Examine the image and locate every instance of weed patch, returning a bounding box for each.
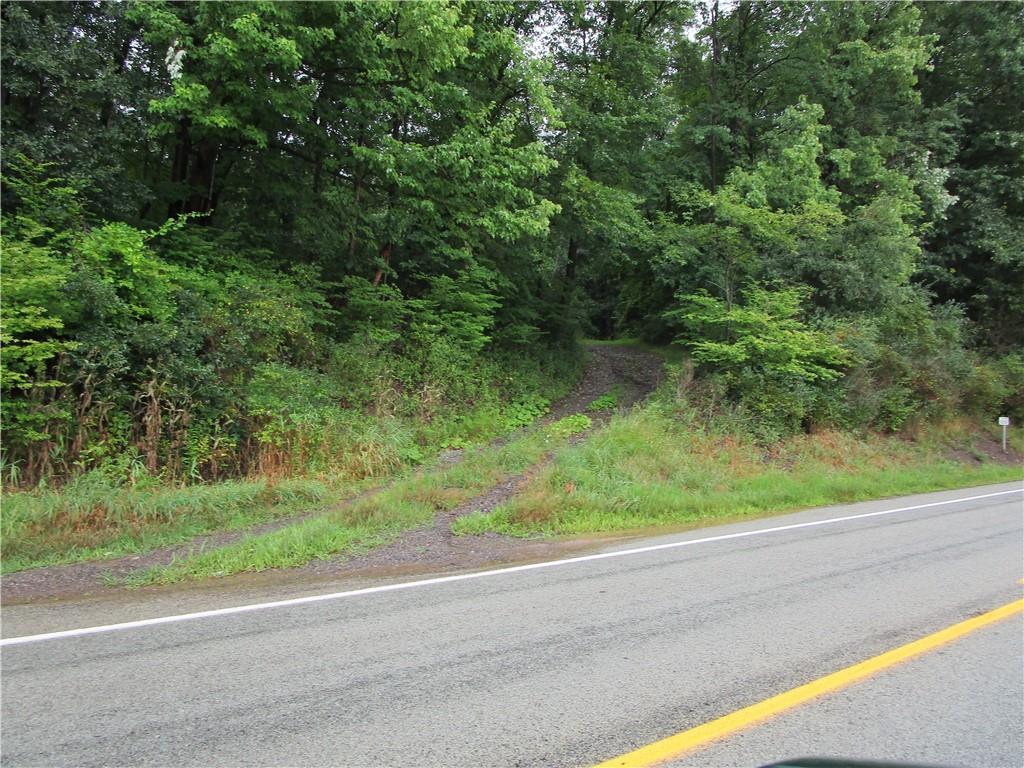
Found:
[586,385,624,412]
[546,414,592,439]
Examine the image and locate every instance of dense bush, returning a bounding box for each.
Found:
[666,285,847,441]
[663,285,1022,442]
[1,160,579,487]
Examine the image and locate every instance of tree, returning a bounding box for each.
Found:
[918,1,1024,350]
[535,0,690,337]
[666,285,847,437]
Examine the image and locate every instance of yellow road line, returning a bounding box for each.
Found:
[594,598,1024,768]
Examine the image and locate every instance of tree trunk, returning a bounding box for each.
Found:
[372,242,392,286]
[561,237,579,303]
[709,0,721,194]
[185,137,218,216]
[349,133,366,263]
[168,124,219,220]
[167,120,191,217]
[99,34,133,128]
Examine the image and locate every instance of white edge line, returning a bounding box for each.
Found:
[3,487,1021,647]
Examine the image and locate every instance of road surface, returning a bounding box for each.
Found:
[2,482,1022,767]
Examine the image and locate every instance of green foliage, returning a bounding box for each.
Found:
[501,395,552,431]
[546,414,592,440]
[673,287,846,382]
[0,227,75,391]
[667,286,847,439]
[1,160,574,488]
[586,386,624,412]
[978,355,1024,423]
[1,0,1019,504]
[918,1,1024,350]
[652,99,918,318]
[830,291,1017,432]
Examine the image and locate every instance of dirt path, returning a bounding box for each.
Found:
[0,345,663,604]
[308,344,664,578]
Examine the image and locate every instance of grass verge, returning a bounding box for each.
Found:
[1,359,583,575]
[0,475,341,574]
[453,405,1022,538]
[127,429,557,585]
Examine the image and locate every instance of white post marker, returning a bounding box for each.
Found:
[999,416,1010,453]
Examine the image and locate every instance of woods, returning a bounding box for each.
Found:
[2,0,1022,488]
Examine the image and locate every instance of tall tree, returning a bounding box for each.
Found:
[918,1,1024,350]
[1,1,157,219]
[537,1,690,337]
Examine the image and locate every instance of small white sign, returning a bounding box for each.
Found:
[998,416,1010,426]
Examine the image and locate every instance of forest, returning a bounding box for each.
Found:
[2,0,1022,499]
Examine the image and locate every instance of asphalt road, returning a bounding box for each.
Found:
[2,482,1022,768]
[673,613,1023,767]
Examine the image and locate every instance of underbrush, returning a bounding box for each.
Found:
[0,348,580,574]
[453,404,1021,538]
[1,161,583,489]
[1,474,336,573]
[129,429,557,585]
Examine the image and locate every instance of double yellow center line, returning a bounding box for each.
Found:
[594,597,1024,768]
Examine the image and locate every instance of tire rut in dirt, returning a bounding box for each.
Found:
[300,344,664,578]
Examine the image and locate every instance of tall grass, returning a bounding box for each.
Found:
[1,474,335,573]
[129,429,555,585]
[453,405,1022,537]
[1,356,581,574]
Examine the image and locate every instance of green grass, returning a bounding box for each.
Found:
[0,359,583,575]
[128,428,559,585]
[452,405,1022,538]
[0,475,341,573]
[586,385,625,412]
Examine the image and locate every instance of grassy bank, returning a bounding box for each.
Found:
[0,385,577,577]
[128,426,563,585]
[0,475,341,573]
[0,352,585,573]
[453,405,1021,538]
[5,341,1019,582]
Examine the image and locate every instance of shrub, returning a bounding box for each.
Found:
[0,162,579,490]
[586,385,624,412]
[665,285,847,440]
[831,291,982,432]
